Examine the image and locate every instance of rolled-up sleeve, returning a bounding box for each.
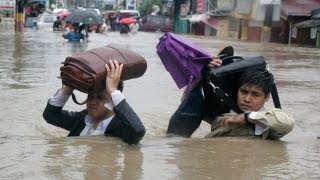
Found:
[49,89,70,107]
[248,108,295,139]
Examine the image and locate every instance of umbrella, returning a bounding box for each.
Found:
[120,17,136,25]
[65,10,104,25]
[27,0,46,4]
[57,11,70,20]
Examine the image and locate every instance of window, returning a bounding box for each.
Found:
[44,17,54,23]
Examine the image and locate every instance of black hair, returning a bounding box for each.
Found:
[117,81,124,92]
[238,68,274,95]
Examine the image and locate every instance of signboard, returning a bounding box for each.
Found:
[236,0,251,14]
[180,4,188,17]
[260,0,280,5]
[291,27,297,38]
[196,0,204,14]
[0,0,15,17]
[217,0,234,11]
[311,27,317,39]
[127,0,136,10]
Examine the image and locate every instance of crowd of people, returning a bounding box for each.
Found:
[51,10,139,42]
[25,2,45,18]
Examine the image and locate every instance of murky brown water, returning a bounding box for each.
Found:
[0,22,319,179]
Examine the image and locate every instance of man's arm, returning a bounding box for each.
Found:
[246,108,295,139]
[43,86,85,131]
[103,60,146,144]
[107,98,146,144]
[105,90,145,144]
[222,108,295,139]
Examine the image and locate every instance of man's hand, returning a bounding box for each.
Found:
[61,85,74,95]
[105,60,123,94]
[221,113,247,126]
[208,57,222,68]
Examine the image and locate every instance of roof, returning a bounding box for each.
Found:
[281,0,320,18]
[294,19,320,28]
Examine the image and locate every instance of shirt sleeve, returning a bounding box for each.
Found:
[104,90,125,110]
[48,88,70,107]
[247,108,295,139]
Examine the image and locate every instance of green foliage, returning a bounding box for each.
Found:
[139,0,163,15]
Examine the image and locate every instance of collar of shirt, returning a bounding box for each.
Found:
[80,114,114,136]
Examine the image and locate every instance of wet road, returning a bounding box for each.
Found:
[0,22,320,179]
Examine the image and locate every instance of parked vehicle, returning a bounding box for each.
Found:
[139,15,172,32]
[37,14,57,30]
[119,10,141,20]
[24,17,38,28]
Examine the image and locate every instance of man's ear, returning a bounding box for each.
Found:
[265,93,271,102]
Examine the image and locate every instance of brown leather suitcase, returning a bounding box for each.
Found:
[60,44,147,94]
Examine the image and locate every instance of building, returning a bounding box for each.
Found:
[177,0,281,43]
[280,0,320,46]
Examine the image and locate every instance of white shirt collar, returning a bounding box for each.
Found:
[80,114,114,136]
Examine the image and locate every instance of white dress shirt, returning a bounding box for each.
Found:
[248,111,265,136]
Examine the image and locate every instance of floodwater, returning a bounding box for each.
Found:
[0,21,319,180]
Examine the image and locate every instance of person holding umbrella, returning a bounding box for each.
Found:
[119,16,136,34]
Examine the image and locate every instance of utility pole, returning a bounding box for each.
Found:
[15,0,24,32]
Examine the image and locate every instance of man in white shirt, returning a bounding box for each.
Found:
[43,60,146,144]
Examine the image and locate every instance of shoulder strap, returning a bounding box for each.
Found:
[271,83,282,109]
[205,77,243,114]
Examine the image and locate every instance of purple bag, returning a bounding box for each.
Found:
[156,32,212,89]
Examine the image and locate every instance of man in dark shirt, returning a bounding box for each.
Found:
[53,16,61,31]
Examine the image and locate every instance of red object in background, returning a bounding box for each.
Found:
[58,11,71,20]
[119,17,136,25]
[196,0,204,13]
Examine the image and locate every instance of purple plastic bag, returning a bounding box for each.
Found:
[156,32,212,89]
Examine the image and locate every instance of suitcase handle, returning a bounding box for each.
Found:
[193,56,213,62]
[220,56,244,66]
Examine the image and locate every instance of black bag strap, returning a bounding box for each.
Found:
[205,76,243,114]
[271,83,282,109]
[71,92,87,105]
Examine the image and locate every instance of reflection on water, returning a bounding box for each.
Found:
[0,24,320,179]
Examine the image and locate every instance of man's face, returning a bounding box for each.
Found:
[237,84,270,112]
[86,91,111,121]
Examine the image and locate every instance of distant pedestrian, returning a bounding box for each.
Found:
[53,16,61,31]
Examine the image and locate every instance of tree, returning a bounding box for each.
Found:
[139,0,162,15]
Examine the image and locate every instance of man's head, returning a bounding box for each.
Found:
[86,81,124,121]
[237,69,274,112]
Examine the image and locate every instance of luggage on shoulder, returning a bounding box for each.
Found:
[203,48,281,117]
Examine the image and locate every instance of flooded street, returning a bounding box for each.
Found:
[0,23,319,179]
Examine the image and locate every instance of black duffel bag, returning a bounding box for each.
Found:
[203,55,281,117]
